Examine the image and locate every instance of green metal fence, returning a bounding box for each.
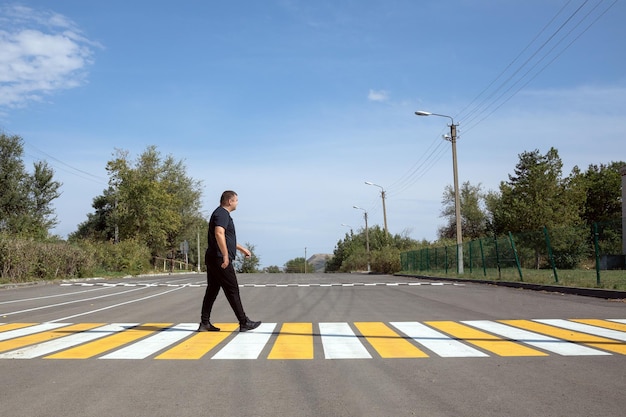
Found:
[400,218,625,289]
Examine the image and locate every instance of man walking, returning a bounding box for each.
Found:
[198,190,261,332]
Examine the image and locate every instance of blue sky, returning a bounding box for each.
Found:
[1,0,624,268]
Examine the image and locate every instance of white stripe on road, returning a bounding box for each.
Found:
[462,320,609,356]
[212,323,277,359]
[0,286,110,305]
[319,322,371,359]
[534,319,626,341]
[0,323,139,359]
[391,322,488,357]
[0,287,148,317]
[49,286,187,322]
[0,322,70,342]
[100,323,198,359]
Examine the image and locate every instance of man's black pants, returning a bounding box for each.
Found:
[201,257,247,324]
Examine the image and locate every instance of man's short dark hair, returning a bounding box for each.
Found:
[220,190,237,206]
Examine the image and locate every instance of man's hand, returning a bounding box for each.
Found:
[237,245,251,258]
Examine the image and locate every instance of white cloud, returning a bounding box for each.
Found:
[0,4,98,108]
[368,89,389,102]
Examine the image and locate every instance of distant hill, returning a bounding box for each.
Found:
[307,254,332,272]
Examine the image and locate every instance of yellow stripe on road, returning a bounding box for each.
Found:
[268,323,314,360]
[0,323,37,332]
[0,323,104,353]
[426,321,548,357]
[355,322,429,358]
[46,323,172,359]
[1,319,624,360]
[155,323,239,359]
[572,319,626,333]
[502,320,626,355]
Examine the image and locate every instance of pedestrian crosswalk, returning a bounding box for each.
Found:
[0,319,625,360]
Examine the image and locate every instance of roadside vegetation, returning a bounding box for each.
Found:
[1,132,624,290]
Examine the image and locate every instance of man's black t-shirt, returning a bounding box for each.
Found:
[206,206,237,262]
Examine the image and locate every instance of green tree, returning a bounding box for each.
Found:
[0,133,61,238]
[70,188,118,242]
[236,242,260,273]
[486,147,584,268]
[439,181,488,240]
[578,162,625,224]
[75,146,203,259]
[284,257,315,273]
[327,226,424,273]
[265,265,282,273]
[574,161,625,255]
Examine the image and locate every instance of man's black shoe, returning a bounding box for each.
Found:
[197,322,220,332]
[239,319,261,332]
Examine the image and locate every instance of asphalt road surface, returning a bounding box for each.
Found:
[1,272,625,417]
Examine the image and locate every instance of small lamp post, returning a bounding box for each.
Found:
[353,206,370,272]
[365,181,388,237]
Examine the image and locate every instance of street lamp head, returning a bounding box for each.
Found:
[353,205,361,210]
[365,181,384,191]
[415,111,432,116]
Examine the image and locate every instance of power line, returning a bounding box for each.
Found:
[455,0,577,123]
[382,0,615,201]
[459,0,615,130]
[462,0,616,133]
[1,126,108,186]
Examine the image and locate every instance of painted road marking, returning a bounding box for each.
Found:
[535,319,626,342]
[155,323,239,359]
[462,320,607,356]
[0,323,104,355]
[60,281,464,288]
[0,323,109,359]
[320,322,372,359]
[0,323,37,332]
[354,322,428,358]
[0,322,69,342]
[45,323,170,359]
[101,323,198,359]
[212,323,277,359]
[426,321,548,357]
[268,322,314,360]
[390,321,488,357]
[573,319,626,333]
[502,320,626,355]
[0,319,624,360]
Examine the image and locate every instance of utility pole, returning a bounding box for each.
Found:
[415,111,463,274]
[621,166,626,256]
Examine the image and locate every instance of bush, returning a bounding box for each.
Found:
[0,235,96,283]
[371,247,402,274]
[0,235,152,283]
[77,239,151,276]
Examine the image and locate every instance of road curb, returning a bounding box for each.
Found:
[395,273,626,300]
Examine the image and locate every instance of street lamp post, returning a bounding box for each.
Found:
[197,227,201,272]
[353,206,370,272]
[365,181,388,237]
[415,110,464,274]
[621,166,626,256]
